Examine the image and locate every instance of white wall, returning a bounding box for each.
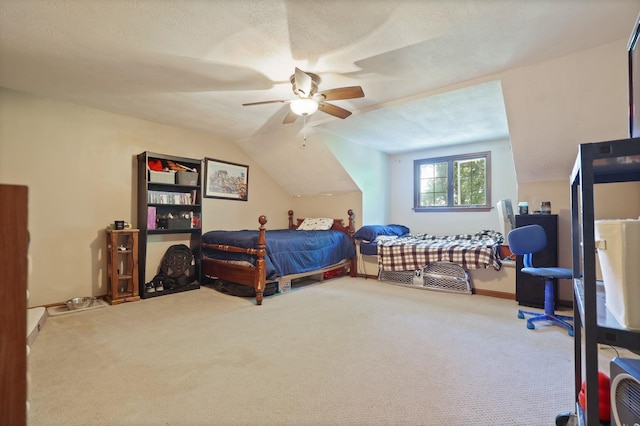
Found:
[388,138,517,235]
[290,192,362,230]
[501,39,630,184]
[324,133,389,225]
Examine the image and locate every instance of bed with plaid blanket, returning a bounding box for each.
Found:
[377,230,503,272]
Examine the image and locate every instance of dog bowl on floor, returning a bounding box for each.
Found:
[65,297,95,310]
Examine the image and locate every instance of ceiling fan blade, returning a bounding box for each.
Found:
[294,67,313,98]
[243,100,288,106]
[316,86,364,101]
[318,101,352,119]
[283,110,299,124]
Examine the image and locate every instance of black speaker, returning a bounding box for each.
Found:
[610,357,640,426]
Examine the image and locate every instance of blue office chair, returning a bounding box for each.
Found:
[507,224,574,336]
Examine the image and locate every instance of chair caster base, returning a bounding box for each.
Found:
[555,412,577,426]
[519,311,574,336]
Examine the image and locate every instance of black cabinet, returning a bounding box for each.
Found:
[137,152,202,298]
[515,214,558,309]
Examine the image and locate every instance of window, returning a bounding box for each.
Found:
[414,151,491,212]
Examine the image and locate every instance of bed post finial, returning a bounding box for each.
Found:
[255,215,268,305]
[288,210,294,229]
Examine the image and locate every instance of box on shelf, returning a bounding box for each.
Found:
[167,218,191,230]
[594,219,640,330]
[149,170,176,184]
[176,171,199,185]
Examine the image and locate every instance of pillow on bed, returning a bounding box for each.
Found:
[354,224,410,241]
[297,217,334,231]
[374,235,400,242]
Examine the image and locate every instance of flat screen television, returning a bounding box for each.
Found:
[628,11,640,138]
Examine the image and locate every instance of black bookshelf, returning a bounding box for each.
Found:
[137,152,202,298]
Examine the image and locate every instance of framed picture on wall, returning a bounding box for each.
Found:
[203,158,249,201]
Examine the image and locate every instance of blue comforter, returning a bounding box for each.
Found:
[202,229,356,280]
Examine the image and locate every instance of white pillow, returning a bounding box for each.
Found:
[375,235,399,242]
[297,217,334,231]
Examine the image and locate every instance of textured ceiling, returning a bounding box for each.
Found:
[1,0,638,195]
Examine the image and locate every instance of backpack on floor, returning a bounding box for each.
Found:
[159,244,195,288]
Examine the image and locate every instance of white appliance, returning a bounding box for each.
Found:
[610,357,640,426]
[497,199,515,237]
[594,219,640,330]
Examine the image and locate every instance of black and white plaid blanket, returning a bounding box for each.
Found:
[377,230,503,272]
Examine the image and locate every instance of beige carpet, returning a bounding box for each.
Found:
[28,277,579,425]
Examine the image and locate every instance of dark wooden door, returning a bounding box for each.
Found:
[0,185,28,426]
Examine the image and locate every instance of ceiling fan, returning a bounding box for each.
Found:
[242,68,364,124]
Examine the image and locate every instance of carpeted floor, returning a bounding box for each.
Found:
[28,277,583,425]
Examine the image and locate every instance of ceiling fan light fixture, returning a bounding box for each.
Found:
[243,68,364,123]
[290,98,318,116]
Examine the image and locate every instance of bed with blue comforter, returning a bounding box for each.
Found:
[201,210,357,305]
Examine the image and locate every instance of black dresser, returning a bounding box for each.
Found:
[514,214,558,308]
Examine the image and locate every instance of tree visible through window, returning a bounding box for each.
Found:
[414,151,491,212]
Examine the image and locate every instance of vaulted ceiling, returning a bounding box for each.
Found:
[1,0,638,195]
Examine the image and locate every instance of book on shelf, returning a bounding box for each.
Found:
[147,190,192,205]
[147,207,156,230]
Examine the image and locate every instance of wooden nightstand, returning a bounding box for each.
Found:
[105,229,140,305]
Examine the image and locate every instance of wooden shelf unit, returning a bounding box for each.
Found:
[105,229,140,305]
